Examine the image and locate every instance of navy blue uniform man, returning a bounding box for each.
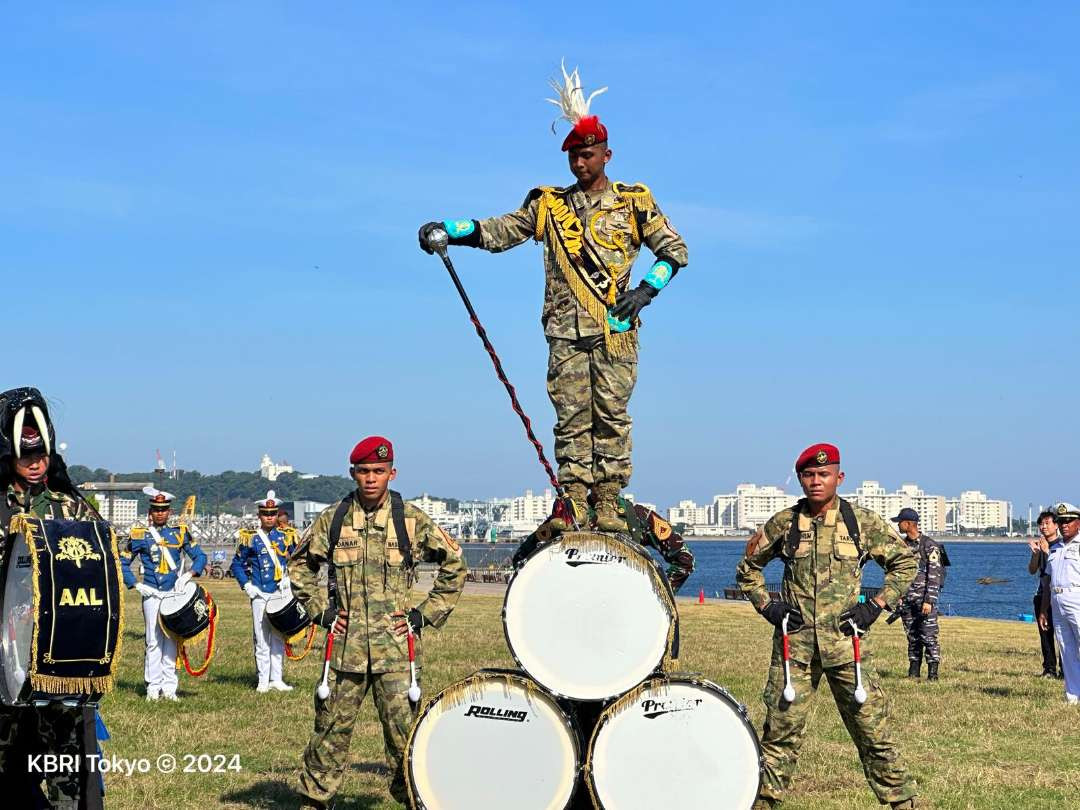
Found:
[892,508,948,681]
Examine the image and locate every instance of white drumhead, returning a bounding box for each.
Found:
[1,531,33,704]
[264,589,291,613]
[409,673,578,810]
[504,535,673,700]
[589,679,760,810]
[158,581,197,616]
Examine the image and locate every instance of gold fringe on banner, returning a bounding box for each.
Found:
[29,673,115,694]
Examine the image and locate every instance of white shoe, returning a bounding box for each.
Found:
[256,683,271,693]
[162,692,179,702]
[146,688,161,702]
[269,680,294,692]
[1066,694,1079,705]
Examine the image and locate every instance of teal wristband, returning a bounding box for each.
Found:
[643,260,673,291]
[606,311,632,333]
[443,219,476,238]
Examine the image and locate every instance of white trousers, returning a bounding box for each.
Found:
[251,595,285,686]
[1051,590,1080,701]
[142,594,179,695]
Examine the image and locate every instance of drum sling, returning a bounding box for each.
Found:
[8,516,124,694]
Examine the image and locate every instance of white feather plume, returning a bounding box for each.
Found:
[545,59,607,127]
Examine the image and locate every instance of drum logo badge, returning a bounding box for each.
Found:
[193,599,210,621]
[564,548,626,567]
[640,696,704,719]
[464,704,529,723]
[56,536,103,569]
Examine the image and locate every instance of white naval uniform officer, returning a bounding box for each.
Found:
[120,486,207,701]
[1041,502,1080,703]
[230,490,299,692]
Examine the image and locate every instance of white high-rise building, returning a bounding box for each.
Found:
[708,494,739,530]
[946,491,1009,532]
[734,484,798,529]
[408,494,450,520]
[668,499,709,527]
[98,497,138,526]
[847,482,946,533]
[508,489,554,530]
[259,453,294,481]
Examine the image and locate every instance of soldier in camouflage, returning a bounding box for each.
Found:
[891,508,947,680]
[290,436,466,809]
[736,443,919,809]
[0,387,102,809]
[514,494,695,593]
[419,64,688,532]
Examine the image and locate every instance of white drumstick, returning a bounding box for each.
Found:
[849,619,867,704]
[407,622,421,704]
[781,613,795,703]
[316,631,334,700]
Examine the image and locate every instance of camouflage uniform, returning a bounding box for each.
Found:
[0,484,96,809]
[289,491,467,806]
[897,533,946,667]
[477,181,688,489]
[513,495,695,592]
[736,500,918,806]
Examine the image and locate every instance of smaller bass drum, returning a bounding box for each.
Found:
[158,581,211,641]
[265,589,311,641]
[406,669,580,810]
[586,675,762,810]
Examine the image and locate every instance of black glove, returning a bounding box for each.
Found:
[418,221,446,255]
[315,606,337,629]
[761,600,805,632]
[609,282,658,323]
[838,600,883,635]
[408,608,425,637]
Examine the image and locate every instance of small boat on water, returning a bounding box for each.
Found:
[976,576,1010,585]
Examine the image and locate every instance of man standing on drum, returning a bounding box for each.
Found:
[0,387,103,809]
[121,486,207,701]
[289,436,467,808]
[231,490,299,693]
[736,444,919,810]
[418,63,688,532]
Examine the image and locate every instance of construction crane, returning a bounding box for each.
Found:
[181,495,197,519]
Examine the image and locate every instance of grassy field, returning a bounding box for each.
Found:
[95,582,1078,809]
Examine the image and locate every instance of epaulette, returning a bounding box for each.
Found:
[525,185,571,205]
[612,181,652,198]
[129,526,147,540]
[280,526,298,541]
[236,528,255,545]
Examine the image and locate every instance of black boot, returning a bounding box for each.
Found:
[907,658,921,678]
[927,661,939,681]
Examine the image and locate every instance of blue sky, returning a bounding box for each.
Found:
[4,3,1077,511]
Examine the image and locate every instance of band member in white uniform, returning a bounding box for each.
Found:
[1041,502,1080,704]
[121,486,207,701]
[230,490,299,692]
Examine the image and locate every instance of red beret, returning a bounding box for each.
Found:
[561,115,608,151]
[795,443,840,472]
[350,436,393,465]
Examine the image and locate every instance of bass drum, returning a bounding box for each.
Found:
[1,529,35,705]
[503,532,676,701]
[265,589,311,641]
[406,669,580,810]
[586,675,762,810]
[158,581,211,641]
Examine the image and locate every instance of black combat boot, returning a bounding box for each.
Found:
[907,656,921,678]
[927,661,939,681]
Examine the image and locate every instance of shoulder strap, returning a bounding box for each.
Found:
[837,498,865,562]
[389,490,413,569]
[783,499,806,560]
[326,495,352,608]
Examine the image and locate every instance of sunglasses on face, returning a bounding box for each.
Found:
[1055,517,1078,525]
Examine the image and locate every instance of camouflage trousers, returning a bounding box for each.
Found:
[0,703,95,809]
[899,601,940,663]
[546,336,637,488]
[758,653,916,805]
[298,667,417,806]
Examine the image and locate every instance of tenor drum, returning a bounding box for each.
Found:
[158,581,211,641]
[503,532,676,701]
[405,669,580,810]
[1,517,123,705]
[265,589,311,641]
[586,675,762,810]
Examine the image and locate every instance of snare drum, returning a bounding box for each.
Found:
[406,669,580,810]
[265,589,311,641]
[158,581,212,641]
[503,532,676,701]
[1,517,123,705]
[586,675,762,810]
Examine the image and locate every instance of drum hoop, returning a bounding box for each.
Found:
[584,673,763,808]
[501,532,678,700]
[404,669,581,810]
